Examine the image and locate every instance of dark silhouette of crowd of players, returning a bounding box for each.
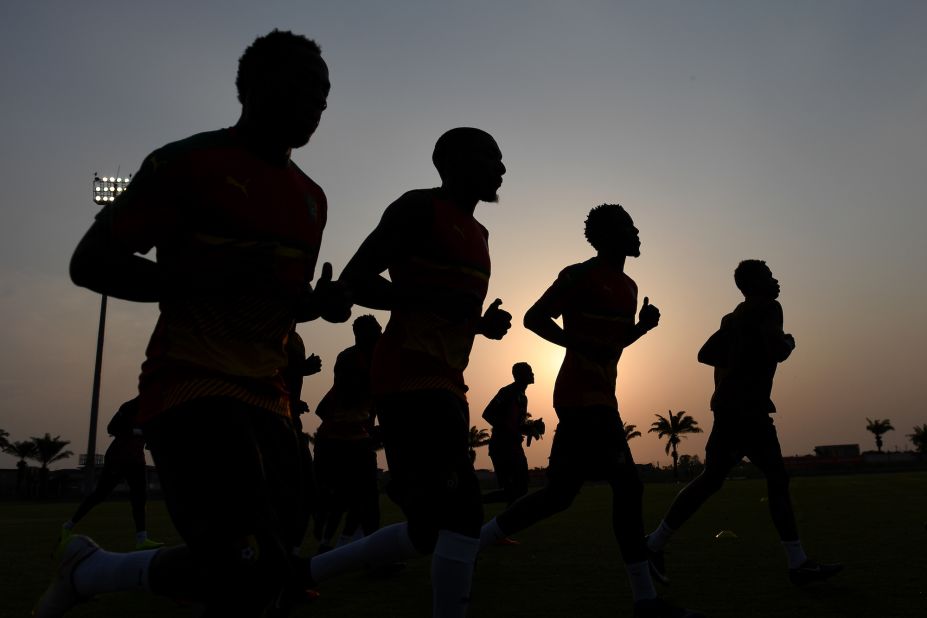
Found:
[35,29,843,618]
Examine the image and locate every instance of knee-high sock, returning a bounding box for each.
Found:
[479,517,506,550]
[431,530,480,618]
[310,522,420,583]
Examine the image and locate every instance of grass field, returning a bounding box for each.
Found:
[3,471,924,617]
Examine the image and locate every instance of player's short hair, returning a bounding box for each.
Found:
[352,314,381,336]
[432,127,494,179]
[584,203,632,251]
[236,30,322,103]
[734,259,770,294]
[512,362,532,378]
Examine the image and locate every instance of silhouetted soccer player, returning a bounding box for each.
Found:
[283,328,323,557]
[480,204,703,618]
[314,314,383,553]
[37,30,349,618]
[61,398,163,551]
[307,127,511,617]
[646,260,842,587]
[481,362,540,509]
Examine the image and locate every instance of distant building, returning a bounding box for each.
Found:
[813,444,860,458]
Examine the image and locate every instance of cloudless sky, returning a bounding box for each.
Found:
[1,1,926,472]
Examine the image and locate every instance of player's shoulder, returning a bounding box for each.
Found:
[288,161,325,194]
[154,128,234,159]
[557,258,598,282]
[388,188,437,211]
[380,188,438,228]
[138,128,233,175]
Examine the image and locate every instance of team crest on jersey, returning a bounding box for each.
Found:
[305,195,319,222]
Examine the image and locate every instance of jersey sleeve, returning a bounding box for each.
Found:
[98,148,183,255]
[533,267,576,319]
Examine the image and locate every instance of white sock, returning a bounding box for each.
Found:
[647,520,675,552]
[431,530,480,618]
[782,540,808,569]
[479,517,506,551]
[135,531,148,544]
[72,548,158,596]
[626,560,657,601]
[310,522,420,583]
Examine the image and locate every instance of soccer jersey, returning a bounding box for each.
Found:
[370,189,491,401]
[539,258,638,410]
[104,398,146,466]
[99,128,327,422]
[483,384,528,446]
[708,299,787,416]
[316,345,376,440]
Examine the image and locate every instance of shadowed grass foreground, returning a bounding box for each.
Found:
[3,472,924,617]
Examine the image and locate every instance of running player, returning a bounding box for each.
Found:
[479,204,703,618]
[61,398,163,550]
[646,260,842,586]
[314,314,383,552]
[37,30,348,617]
[307,127,511,618]
[481,362,538,508]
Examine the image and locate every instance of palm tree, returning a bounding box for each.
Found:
[4,440,37,464]
[648,410,703,480]
[468,426,491,463]
[29,433,73,497]
[0,428,9,451]
[623,422,642,442]
[5,440,37,498]
[865,418,894,453]
[908,424,927,454]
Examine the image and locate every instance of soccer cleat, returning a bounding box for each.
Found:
[134,538,165,551]
[633,597,705,618]
[494,536,520,546]
[646,541,670,585]
[33,535,100,618]
[789,559,843,586]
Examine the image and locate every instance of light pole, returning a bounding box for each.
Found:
[82,173,130,493]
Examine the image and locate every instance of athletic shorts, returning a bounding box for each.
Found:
[377,389,482,539]
[314,436,378,498]
[704,413,786,475]
[143,397,307,608]
[547,405,635,482]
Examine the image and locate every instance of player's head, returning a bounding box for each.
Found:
[433,128,505,203]
[236,30,329,149]
[584,203,640,258]
[734,259,780,300]
[352,314,382,348]
[512,362,534,385]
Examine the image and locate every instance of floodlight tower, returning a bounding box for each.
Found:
[83,173,131,493]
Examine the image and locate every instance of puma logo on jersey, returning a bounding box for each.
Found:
[226,175,251,197]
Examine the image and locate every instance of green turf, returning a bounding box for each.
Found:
[4,472,924,617]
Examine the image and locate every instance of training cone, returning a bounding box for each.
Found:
[714,530,738,539]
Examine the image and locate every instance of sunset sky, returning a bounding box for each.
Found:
[1,1,926,472]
